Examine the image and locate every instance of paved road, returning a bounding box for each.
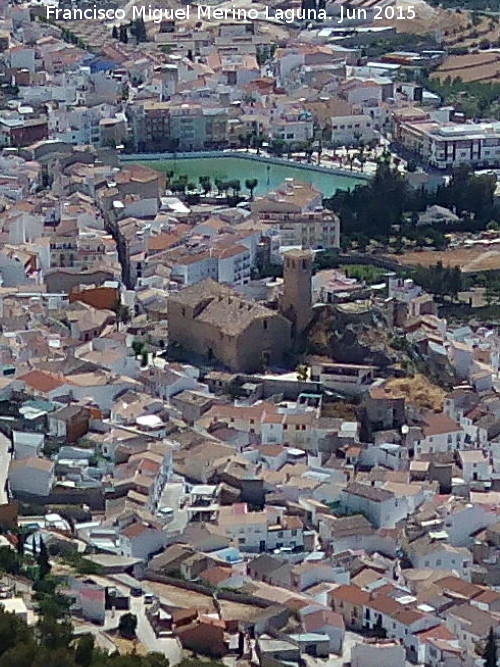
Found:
[73,596,182,662]
[0,431,11,504]
[129,596,182,664]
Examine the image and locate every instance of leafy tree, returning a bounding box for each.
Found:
[0,607,187,667]
[140,349,149,367]
[170,180,186,195]
[0,641,38,667]
[37,616,73,651]
[132,339,145,356]
[410,263,464,302]
[113,298,131,329]
[245,178,258,200]
[0,607,32,657]
[269,138,286,156]
[325,162,406,239]
[112,25,118,38]
[199,176,211,195]
[33,577,72,620]
[118,613,137,639]
[0,546,22,575]
[75,634,94,667]
[228,179,241,196]
[296,365,308,381]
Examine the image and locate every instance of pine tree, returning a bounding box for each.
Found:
[483,627,497,667]
[37,538,51,580]
[16,531,24,557]
[119,25,128,44]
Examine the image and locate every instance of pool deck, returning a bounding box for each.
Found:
[120,149,371,181]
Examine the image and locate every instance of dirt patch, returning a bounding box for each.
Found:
[145,581,259,621]
[388,248,500,273]
[385,374,446,411]
[111,636,149,656]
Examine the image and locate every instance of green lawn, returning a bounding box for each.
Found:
[343,264,386,284]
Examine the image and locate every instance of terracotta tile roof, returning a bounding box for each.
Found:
[199,566,232,585]
[19,369,66,392]
[121,522,152,538]
[415,624,456,642]
[421,412,462,437]
[330,584,370,605]
[369,594,404,617]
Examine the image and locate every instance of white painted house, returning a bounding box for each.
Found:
[8,457,55,497]
[12,430,44,459]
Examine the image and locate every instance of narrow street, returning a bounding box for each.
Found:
[0,431,11,504]
[130,595,183,664]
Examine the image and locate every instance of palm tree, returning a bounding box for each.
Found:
[245,178,258,200]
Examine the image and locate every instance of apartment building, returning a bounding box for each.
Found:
[395,117,500,170]
[170,103,228,150]
[251,179,340,250]
[331,113,375,146]
[129,100,228,152]
[270,110,314,144]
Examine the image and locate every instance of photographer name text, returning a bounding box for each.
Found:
[46,3,418,24]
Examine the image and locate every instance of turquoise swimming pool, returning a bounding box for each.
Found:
[136,154,366,197]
